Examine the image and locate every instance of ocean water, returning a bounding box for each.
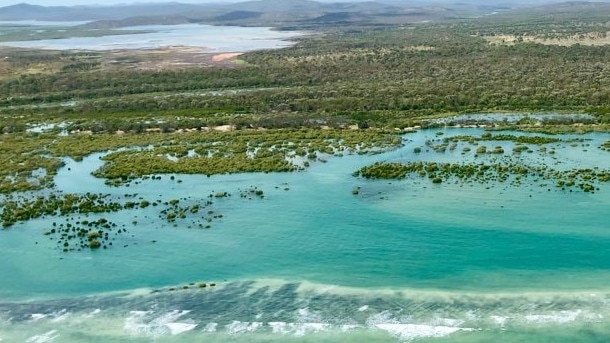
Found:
[2,128,610,342]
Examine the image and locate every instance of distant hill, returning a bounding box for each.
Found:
[481,0,610,19]
[0,2,212,21]
[0,3,83,21]
[310,11,353,22]
[1,3,47,17]
[533,0,610,12]
[79,16,196,29]
[231,0,324,12]
[3,0,603,29]
[214,11,262,22]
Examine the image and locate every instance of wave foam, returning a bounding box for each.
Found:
[366,310,473,341]
[296,307,324,323]
[524,310,599,324]
[226,321,263,335]
[50,309,70,323]
[29,314,47,321]
[26,330,59,343]
[166,322,198,335]
[124,310,195,337]
[375,323,472,341]
[490,315,509,327]
[28,309,70,323]
[84,309,102,318]
[203,322,218,332]
[268,322,331,336]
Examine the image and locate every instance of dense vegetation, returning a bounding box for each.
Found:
[0,129,400,193]
[1,3,609,134]
[0,3,607,192]
[0,2,609,254]
[1,193,123,228]
[354,161,610,193]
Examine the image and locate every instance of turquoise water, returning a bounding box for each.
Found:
[2,128,610,342]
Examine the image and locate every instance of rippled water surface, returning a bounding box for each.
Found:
[2,127,610,342]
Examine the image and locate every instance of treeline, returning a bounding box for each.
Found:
[0,10,609,128]
[450,3,610,38]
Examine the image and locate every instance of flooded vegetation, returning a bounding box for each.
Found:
[355,130,610,193]
[1,0,610,342]
[0,129,401,192]
[355,160,610,193]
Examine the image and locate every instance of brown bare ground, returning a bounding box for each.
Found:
[0,46,247,80]
[212,53,243,62]
[101,46,246,71]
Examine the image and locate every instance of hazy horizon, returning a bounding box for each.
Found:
[2,0,375,7]
[4,0,240,6]
[1,0,590,8]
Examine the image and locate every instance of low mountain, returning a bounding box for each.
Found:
[0,3,75,20]
[324,1,396,12]
[308,11,353,22]
[79,16,195,29]
[0,3,47,16]
[225,0,325,13]
[0,2,213,21]
[214,11,262,21]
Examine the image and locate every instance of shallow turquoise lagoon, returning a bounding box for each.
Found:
[2,128,610,342]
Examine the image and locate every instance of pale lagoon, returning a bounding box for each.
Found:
[0,23,305,51]
[2,127,610,342]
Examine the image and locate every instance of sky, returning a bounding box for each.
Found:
[3,0,241,5]
[2,0,364,6]
[0,0,578,7]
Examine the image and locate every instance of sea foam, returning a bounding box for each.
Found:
[366,310,473,341]
[524,309,602,324]
[25,330,59,343]
[268,322,331,336]
[226,321,263,335]
[124,310,196,337]
[375,323,472,341]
